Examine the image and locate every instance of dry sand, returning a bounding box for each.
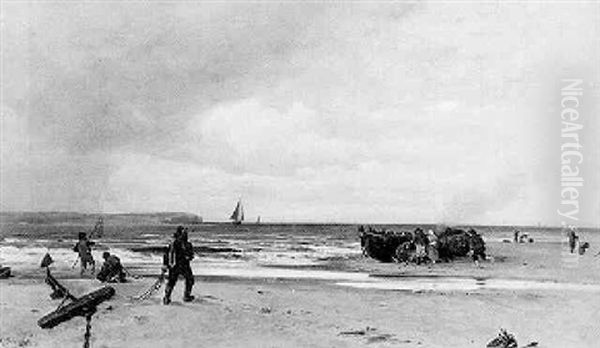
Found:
[1,241,599,348]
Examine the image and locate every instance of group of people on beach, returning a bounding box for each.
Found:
[72,232,125,282]
[510,227,592,256]
[512,227,590,255]
[72,226,196,305]
[512,229,534,244]
[402,227,440,264]
[567,228,591,255]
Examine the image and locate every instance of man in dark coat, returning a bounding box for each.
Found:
[162,226,195,305]
[468,228,486,265]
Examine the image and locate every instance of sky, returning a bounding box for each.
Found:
[1,1,599,226]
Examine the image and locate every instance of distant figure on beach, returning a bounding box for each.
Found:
[97,251,126,283]
[568,228,578,253]
[162,226,195,305]
[518,233,530,243]
[73,232,95,276]
[579,242,590,255]
[468,229,486,266]
[513,229,520,243]
[413,228,427,264]
[426,229,439,264]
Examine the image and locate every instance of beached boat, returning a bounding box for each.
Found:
[230,199,244,225]
[359,227,486,263]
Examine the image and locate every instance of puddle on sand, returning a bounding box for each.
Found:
[169,266,600,293]
[191,267,370,281]
[337,277,600,292]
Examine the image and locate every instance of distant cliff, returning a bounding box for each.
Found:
[0,211,203,225]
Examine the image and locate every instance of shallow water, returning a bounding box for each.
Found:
[2,223,599,294]
[3,242,599,295]
[336,277,600,292]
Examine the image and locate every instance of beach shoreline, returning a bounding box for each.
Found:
[2,225,599,347]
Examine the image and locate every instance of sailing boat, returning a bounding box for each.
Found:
[256,216,261,224]
[230,199,244,225]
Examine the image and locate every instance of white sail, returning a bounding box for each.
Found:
[230,200,244,224]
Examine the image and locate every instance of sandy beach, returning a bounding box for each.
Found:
[2,236,599,348]
[3,1,600,347]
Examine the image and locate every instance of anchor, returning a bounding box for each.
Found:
[38,253,115,347]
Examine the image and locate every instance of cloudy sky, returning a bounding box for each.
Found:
[1,1,599,225]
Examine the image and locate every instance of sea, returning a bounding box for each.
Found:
[1,222,599,292]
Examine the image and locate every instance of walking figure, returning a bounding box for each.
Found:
[162,226,195,305]
[73,232,95,276]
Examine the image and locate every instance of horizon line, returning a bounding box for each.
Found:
[1,210,598,229]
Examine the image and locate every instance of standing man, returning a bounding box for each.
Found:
[568,228,578,253]
[73,232,95,276]
[468,228,486,267]
[426,229,439,264]
[413,228,427,264]
[162,226,195,305]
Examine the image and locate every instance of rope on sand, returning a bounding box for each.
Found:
[71,258,79,269]
[132,271,166,301]
[122,267,142,280]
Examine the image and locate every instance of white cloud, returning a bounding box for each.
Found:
[1,2,598,225]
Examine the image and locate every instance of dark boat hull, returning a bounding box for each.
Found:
[360,228,486,263]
